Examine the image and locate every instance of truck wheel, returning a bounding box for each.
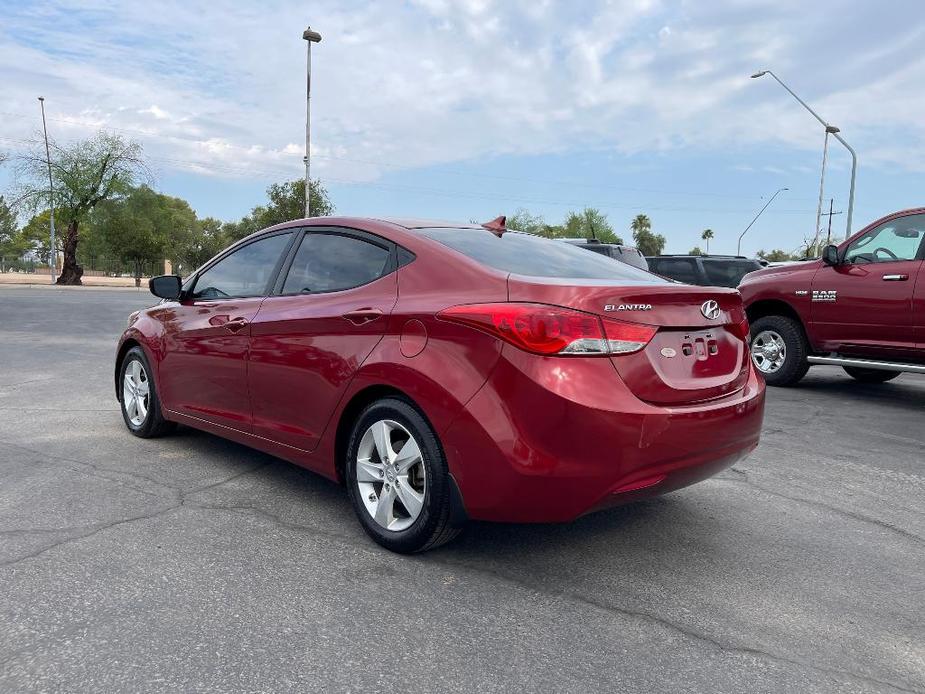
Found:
[749,315,810,387]
[843,367,901,383]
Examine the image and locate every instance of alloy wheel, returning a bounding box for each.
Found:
[356,419,426,532]
[751,329,787,374]
[122,359,150,427]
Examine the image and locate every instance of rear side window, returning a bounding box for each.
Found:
[192,232,293,299]
[702,259,761,287]
[418,229,661,281]
[651,258,700,285]
[281,232,391,294]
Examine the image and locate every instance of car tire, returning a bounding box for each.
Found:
[843,366,902,383]
[119,346,175,438]
[345,397,462,553]
[749,315,810,387]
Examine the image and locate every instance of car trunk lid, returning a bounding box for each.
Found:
[507,277,750,405]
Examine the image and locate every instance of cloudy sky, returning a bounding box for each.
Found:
[1,0,924,255]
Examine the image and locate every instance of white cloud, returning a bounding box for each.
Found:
[1,0,924,189]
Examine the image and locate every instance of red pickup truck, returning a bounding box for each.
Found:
[739,208,925,386]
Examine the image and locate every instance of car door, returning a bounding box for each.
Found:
[157,230,296,431]
[811,212,925,358]
[247,228,399,451]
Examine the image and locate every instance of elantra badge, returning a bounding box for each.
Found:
[604,304,652,312]
[700,300,720,320]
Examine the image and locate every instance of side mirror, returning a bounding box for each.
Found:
[149,274,182,300]
[821,244,840,266]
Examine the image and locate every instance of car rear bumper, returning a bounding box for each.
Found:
[441,347,765,523]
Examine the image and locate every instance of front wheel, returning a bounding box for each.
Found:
[749,315,810,387]
[345,398,462,553]
[843,366,901,383]
[119,346,175,437]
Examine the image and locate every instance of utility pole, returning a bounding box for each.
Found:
[302,27,322,218]
[38,96,56,284]
[820,198,843,247]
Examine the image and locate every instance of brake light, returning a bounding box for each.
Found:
[437,303,655,356]
[602,318,658,354]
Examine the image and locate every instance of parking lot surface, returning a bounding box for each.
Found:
[0,286,922,693]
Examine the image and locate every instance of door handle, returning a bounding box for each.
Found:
[223,317,249,332]
[882,274,908,281]
[342,308,383,325]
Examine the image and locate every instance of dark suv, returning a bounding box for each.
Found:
[646,255,764,287]
[560,238,649,270]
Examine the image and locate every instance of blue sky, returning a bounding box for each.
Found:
[1,0,924,256]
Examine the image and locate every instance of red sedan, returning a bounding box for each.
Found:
[116,217,765,552]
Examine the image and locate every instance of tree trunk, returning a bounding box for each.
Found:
[55,220,83,285]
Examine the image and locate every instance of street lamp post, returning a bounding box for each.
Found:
[38,96,56,284]
[751,70,857,241]
[737,187,788,256]
[302,27,322,218]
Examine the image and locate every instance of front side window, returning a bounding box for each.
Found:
[418,228,662,282]
[281,232,392,294]
[192,232,292,299]
[845,214,925,264]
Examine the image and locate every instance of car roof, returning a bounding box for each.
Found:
[370,217,483,230]
[648,254,758,260]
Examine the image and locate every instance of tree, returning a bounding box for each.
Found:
[689,246,703,256]
[17,131,146,284]
[756,248,796,262]
[507,208,546,234]
[0,196,29,270]
[630,214,666,256]
[174,216,228,274]
[562,208,622,244]
[94,186,197,286]
[701,228,714,253]
[225,178,334,243]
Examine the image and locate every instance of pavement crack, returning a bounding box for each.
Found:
[0,503,181,569]
[717,472,924,545]
[0,438,181,499]
[427,556,923,694]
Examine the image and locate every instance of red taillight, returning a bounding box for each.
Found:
[602,319,658,354]
[437,303,655,356]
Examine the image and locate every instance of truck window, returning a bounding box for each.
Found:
[845,214,925,264]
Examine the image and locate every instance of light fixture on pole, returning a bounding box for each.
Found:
[38,96,56,284]
[302,26,322,218]
[737,187,788,256]
[751,70,857,240]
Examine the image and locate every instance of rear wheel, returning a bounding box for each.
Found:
[345,398,461,553]
[749,315,809,387]
[119,346,175,437]
[843,366,901,383]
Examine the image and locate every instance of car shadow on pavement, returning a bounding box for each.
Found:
[168,424,693,562]
[778,371,925,409]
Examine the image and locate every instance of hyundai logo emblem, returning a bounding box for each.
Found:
[700,300,721,320]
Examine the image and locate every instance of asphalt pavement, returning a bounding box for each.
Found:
[0,286,922,693]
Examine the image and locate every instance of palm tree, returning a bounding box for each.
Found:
[701,228,714,254]
[631,214,651,235]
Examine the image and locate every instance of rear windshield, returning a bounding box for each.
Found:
[418,228,662,281]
